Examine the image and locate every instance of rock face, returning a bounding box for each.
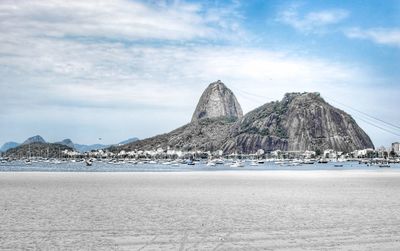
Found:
[223,92,374,153]
[191,80,243,122]
[112,85,374,154]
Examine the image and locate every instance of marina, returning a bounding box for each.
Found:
[1,158,400,172]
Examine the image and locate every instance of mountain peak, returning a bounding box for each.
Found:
[191,80,243,122]
[227,93,374,153]
[57,139,75,149]
[22,135,46,145]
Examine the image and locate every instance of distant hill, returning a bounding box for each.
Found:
[2,136,140,154]
[22,135,46,145]
[5,142,73,158]
[0,142,20,152]
[54,137,139,152]
[55,139,75,149]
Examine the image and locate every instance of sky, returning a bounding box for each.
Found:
[0,0,399,147]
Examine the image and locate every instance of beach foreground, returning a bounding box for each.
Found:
[1,171,400,250]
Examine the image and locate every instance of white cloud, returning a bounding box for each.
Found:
[278,5,349,32]
[0,0,242,42]
[0,15,384,143]
[345,28,400,47]
[0,34,371,111]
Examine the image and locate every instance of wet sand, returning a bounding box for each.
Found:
[1,170,400,250]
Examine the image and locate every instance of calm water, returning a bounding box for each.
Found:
[0,160,399,172]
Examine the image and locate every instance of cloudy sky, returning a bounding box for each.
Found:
[0,0,399,147]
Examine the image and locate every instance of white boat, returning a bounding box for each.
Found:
[206,162,216,166]
[250,160,259,166]
[230,160,244,168]
[215,159,225,165]
[302,160,314,164]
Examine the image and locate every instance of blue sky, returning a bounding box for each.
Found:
[0,0,399,148]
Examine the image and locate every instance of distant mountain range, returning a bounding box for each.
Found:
[0,136,139,153]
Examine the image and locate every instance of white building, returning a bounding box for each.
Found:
[392,142,400,154]
[352,148,375,158]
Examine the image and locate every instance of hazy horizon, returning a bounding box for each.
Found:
[1,0,399,147]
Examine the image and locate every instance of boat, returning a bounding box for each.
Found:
[379,164,390,168]
[85,159,93,166]
[250,160,259,166]
[230,160,244,168]
[214,159,225,165]
[186,159,195,165]
[334,164,343,167]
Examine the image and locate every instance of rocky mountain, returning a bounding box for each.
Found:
[112,82,374,154]
[22,135,46,145]
[222,92,374,153]
[191,80,243,122]
[0,142,20,152]
[112,81,242,153]
[112,117,234,153]
[5,142,73,158]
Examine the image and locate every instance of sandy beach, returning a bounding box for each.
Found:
[1,170,400,250]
